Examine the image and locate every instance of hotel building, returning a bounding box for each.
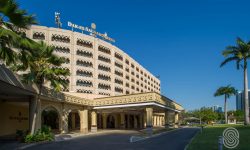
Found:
[0,24,183,137]
[26,25,160,98]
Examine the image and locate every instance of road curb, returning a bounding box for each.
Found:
[17,140,53,150]
[130,128,183,143]
[184,128,201,150]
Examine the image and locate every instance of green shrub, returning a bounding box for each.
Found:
[24,134,34,143]
[24,125,54,143]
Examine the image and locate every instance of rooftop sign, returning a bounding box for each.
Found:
[68,21,115,43]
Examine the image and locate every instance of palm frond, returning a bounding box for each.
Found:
[0,0,37,28]
[214,85,237,98]
[220,56,239,68]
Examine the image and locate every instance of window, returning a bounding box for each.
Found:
[77,39,93,48]
[76,60,93,67]
[51,34,70,43]
[77,50,93,58]
[98,74,111,81]
[98,55,111,63]
[76,70,93,77]
[33,32,45,40]
[76,80,93,87]
[98,45,111,54]
[98,65,111,72]
[115,52,123,61]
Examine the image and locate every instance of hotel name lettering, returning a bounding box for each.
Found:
[9,112,28,122]
[68,21,115,43]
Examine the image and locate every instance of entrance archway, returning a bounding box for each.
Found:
[107,115,115,128]
[42,107,59,130]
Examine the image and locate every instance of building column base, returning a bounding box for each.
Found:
[165,124,170,129]
[146,125,153,136]
[80,128,88,134]
[91,126,97,132]
[120,124,125,129]
[174,123,179,128]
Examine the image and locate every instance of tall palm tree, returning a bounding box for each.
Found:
[221,37,250,125]
[13,41,70,133]
[214,85,236,124]
[0,0,37,65]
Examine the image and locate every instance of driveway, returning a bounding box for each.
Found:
[25,128,199,150]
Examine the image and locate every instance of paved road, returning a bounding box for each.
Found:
[26,128,199,150]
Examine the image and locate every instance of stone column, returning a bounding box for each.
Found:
[153,116,157,127]
[80,109,88,133]
[158,116,161,126]
[120,113,125,129]
[174,112,179,128]
[146,107,153,136]
[134,115,138,129]
[161,116,164,126]
[143,112,147,128]
[61,110,68,133]
[91,111,97,132]
[98,113,102,128]
[102,113,107,129]
[139,114,143,128]
[71,113,76,129]
[29,96,41,134]
[127,114,131,129]
[114,114,119,128]
[165,111,170,128]
[146,108,153,128]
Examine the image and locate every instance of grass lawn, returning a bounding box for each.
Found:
[187,124,250,150]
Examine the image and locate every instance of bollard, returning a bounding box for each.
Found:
[218,136,223,150]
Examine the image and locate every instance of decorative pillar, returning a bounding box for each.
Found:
[153,116,157,127]
[134,115,138,129]
[115,114,119,128]
[161,116,164,126]
[143,112,147,128]
[146,107,153,136]
[127,114,131,129]
[174,112,179,128]
[165,111,170,128]
[102,113,107,129]
[61,110,68,133]
[98,113,102,128]
[158,116,161,126]
[146,108,153,127]
[139,114,143,128]
[156,116,158,126]
[120,113,125,129]
[71,113,76,129]
[29,96,41,134]
[80,109,88,133]
[91,111,97,132]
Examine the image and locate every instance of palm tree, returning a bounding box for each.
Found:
[220,37,250,125]
[0,0,37,65]
[214,85,236,124]
[13,41,70,133]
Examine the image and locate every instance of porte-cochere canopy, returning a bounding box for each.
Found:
[0,64,183,136]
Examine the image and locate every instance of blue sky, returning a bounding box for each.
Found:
[21,0,250,110]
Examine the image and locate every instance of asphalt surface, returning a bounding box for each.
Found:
[25,128,199,150]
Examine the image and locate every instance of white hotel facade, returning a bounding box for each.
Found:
[26,25,160,98]
[0,23,182,136]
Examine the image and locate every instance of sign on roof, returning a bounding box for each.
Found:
[68,21,115,43]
